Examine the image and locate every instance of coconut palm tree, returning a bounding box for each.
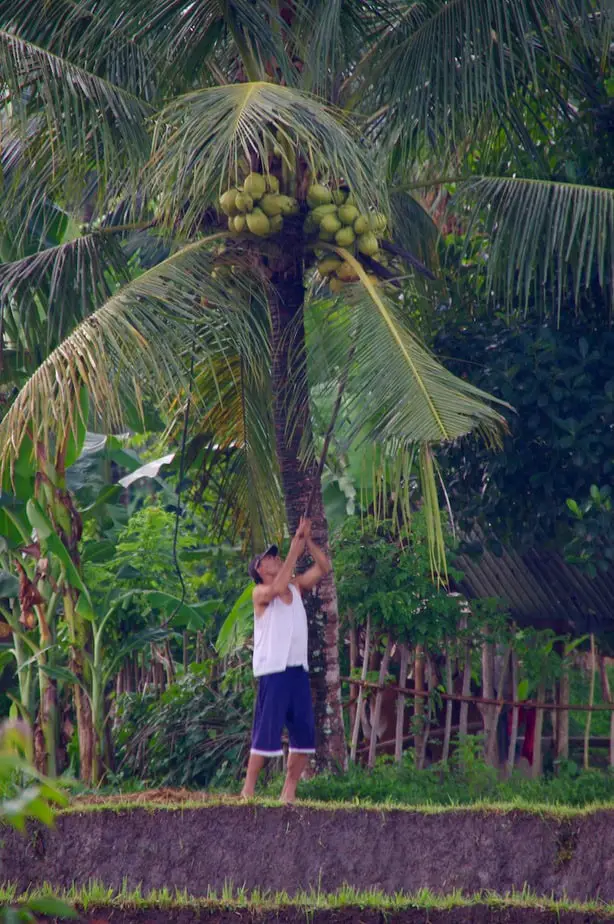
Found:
[0,0,609,771]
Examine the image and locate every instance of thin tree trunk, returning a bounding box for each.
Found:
[507,651,519,776]
[442,645,454,765]
[584,633,596,771]
[349,614,358,734]
[395,644,410,764]
[556,669,570,764]
[414,644,425,761]
[418,656,435,770]
[597,654,613,769]
[459,637,471,740]
[350,614,371,763]
[532,683,546,779]
[268,228,346,771]
[368,637,392,769]
[480,635,497,765]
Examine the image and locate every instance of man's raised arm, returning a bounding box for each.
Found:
[295,519,331,593]
[253,521,306,609]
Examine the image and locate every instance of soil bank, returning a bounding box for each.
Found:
[43,907,614,924]
[2,804,614,901]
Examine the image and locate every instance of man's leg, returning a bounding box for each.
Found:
[284,667,316,803]
[281,751,309,803]
[241,672,284,798]
[241,753,266,798]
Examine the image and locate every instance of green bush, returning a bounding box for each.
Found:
[113,666,252,788]
[260,738,614,807]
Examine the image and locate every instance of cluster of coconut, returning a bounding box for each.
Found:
[218,172,299,237]
[303,184,388,289]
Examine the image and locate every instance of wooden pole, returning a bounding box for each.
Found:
[442,645,454,764]
[414,645,425,759]
[584,634,596,771]
[395,644,410,764]
[350,614,371,763]
[368,637,392,769]
[532,683,546,778]
[507,651,519,776]
[598,654,614,770]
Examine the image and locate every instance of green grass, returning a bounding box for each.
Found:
[62,793,614,819]
[1,882,613,917]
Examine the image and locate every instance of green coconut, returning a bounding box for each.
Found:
[266,175,280,194]
[219,189,239,215]
[243,173,267,199]
[353,215,370,235]
[337,261,359,282]
[259,193,284,217]
[370,213,388,233]
[246,208,271,236]
[233,214,246,232]
[335,226,356,247]
[269,214,284,234]
[235,192,254,213]
[332,189,347,206]
[307,184,333,207]
[279,195,299,216]
[320,213,342,234]
[310,203,338,222]
[318,228,336,242]
[338,204,360,226]
[317,257,343,276]
[357,232,379,256]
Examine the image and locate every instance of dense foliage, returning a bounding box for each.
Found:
[436,322,614,576]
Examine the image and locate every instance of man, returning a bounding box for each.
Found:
[241,517,331,803]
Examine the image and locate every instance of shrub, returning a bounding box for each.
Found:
[113,666,252,788]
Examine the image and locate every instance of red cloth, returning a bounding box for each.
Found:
[507,705,537,765]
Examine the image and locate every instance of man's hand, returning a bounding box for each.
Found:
[295,518,331,594]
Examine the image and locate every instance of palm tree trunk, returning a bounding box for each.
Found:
[268,228,346,771]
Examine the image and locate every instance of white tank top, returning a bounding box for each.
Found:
[253,583,309,677]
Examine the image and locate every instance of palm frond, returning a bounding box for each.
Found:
[83,0,294,85]
[319,248,508,447]
[0,237,269,475]
[150,82,385,233]
[365,0,594,153]
[291,0,395,97]
[304,261,509,576]
[390,189,440,273]
[458,175,614,319]
[0,0,156,98]
[191,340,285,547]
[0,232,131,373]
[0,27,152,212]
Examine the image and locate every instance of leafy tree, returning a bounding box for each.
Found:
[0,0,608,768]
[436,322,614,580]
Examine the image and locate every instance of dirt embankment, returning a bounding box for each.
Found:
[46,908,614,924]
[2,804,614,902]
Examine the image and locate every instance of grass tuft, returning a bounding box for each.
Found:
[1,882,613,916]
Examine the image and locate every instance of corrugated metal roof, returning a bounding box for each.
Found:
[454,538,614,636]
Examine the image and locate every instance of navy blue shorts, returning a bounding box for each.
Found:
[251,666,316,756]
